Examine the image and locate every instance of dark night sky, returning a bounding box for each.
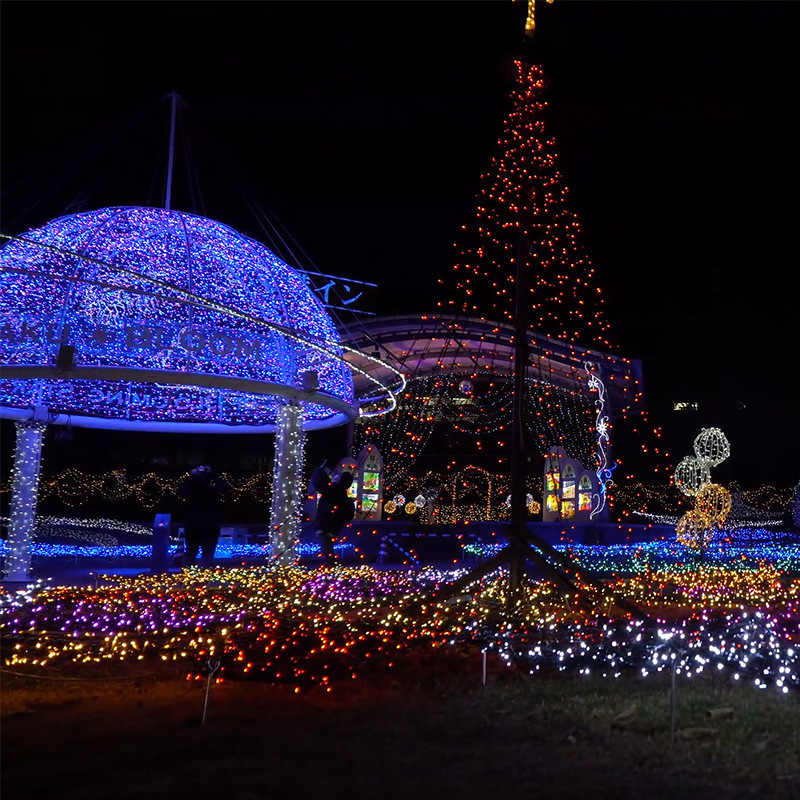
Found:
[2,1,799,486]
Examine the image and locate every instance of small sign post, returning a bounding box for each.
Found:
[152,513,171,573]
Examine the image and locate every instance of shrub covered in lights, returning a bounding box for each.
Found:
[0,207,354,432]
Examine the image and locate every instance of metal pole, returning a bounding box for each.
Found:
[510,232,528,591]
[164,92,178,211]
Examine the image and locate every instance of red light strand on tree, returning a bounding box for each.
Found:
[441,60,614,352]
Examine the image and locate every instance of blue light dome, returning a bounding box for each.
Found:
[0,206,355,432]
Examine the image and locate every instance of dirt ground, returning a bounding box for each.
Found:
[3,654,799,800]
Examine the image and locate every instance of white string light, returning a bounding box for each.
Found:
[585,361,614,520]
[4,420,46,581]
[269,401,305,565]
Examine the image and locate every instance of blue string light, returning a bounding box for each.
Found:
[0,207,355,431]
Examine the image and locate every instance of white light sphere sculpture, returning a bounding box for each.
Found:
[673,455,711,497]
[693,427,731,467]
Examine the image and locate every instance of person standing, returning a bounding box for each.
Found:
[310,462,355,565]
[178,465,228,567]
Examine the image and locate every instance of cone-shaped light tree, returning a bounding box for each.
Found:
[354,50,672,505]
[437,52,673,507]
[440,60,614,353]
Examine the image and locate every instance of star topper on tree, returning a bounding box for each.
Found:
[514,0,555,36]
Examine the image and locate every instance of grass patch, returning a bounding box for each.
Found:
[2,659,798,800]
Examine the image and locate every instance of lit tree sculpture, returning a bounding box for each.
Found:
[440,59,614,352]
[354,15,673,507]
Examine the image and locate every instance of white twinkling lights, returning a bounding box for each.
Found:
[269,401,305,565]
[674,456,712,497]
[4,420,46,581]
[693,427,731,467]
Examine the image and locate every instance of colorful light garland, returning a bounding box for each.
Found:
[1,558,797,695]
[2,470,792,527]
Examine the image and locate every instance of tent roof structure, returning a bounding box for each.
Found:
[339,313,644,418]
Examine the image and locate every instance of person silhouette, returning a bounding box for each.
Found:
[310,462,355,565]
[178,466,228,567]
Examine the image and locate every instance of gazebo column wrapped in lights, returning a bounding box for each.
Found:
[6,419,47,581]
[0,206,389,580]
[269,400,306,565]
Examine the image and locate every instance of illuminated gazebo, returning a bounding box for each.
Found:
[0,206,398,579]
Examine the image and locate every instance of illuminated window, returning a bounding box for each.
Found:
[362,471,380,492]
